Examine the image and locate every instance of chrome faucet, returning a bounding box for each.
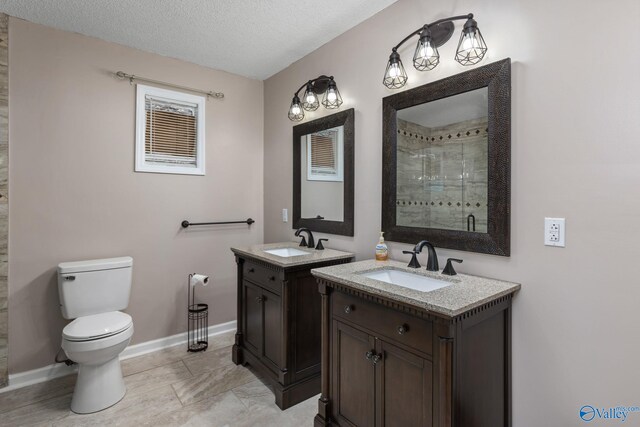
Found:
[414,240,439,272]
[295,228,315,249]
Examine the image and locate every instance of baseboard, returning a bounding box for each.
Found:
[119,320,236,360]
[0,320,237,394]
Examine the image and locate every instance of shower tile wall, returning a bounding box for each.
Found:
[396,117,488,232]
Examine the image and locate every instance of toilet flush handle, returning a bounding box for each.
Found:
[64,275,76,281]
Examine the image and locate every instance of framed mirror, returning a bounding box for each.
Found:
[293,108,354,236]
[382,59,510,255]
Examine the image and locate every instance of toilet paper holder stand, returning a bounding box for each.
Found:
[187,273,209,352]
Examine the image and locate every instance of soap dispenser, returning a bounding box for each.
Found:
[375,232,389,261]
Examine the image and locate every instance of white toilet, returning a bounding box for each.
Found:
[57,256,134,414]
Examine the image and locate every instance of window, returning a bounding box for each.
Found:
[307,126,343,181]
[135,84,205,175]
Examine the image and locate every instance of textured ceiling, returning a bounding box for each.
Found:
[0,0,396,80]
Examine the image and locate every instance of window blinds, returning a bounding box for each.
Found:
[145,95,198,166]
[310,130,338,174]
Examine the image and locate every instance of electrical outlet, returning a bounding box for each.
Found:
[544,217,565,247]
[282,208,288,223]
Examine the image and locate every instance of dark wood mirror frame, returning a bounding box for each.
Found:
[293,108,355,236]
[382,59,511,256]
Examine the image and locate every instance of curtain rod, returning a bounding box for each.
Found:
[115,71,224,99]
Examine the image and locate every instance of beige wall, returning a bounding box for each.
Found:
[9,18,264,374]
[264,0,640,425]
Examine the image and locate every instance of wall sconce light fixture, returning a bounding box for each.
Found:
[383,13,487,89]
[288,75,343,121]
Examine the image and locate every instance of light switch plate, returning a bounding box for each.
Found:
[282,208,288,223]
[544,217,565,247]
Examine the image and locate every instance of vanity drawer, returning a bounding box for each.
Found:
[332,291,432,356]
[243,260,282,294]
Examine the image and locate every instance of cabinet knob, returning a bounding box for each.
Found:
[269,276,276,281]
[366,350,382,364]
[248,268,255,273]
[255,296,263,303]
[344,305,353,314]
[397,324,409,335]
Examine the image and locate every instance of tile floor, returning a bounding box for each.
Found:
[0,331,317,426]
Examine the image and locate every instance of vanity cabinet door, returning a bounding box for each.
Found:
[331,320,376,427]
[242,280,282,370]
[262,288,282,369]
[376,339,433,427]
[243,281,263,355]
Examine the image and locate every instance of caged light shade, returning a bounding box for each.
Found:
[383,50,408,89]
[302,84,320,111]
[413,27,440,71]
[321,80,343,109]
[288,95,304,121]
[455,18,488,66]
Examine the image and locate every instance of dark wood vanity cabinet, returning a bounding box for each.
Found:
[232,253,352,409]
[241,280,282,368]
[332,320,433,427]
[316,279,513,427]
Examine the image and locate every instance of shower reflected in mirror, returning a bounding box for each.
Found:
[396,87,488,233]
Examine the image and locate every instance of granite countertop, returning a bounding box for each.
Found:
[311,259,521,318]
[230,241,354,268]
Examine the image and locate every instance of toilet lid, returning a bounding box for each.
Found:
[63,311,133,341]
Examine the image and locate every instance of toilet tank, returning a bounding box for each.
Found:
[58,257,133,319]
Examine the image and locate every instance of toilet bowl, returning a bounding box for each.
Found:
[61,311,133,414]
[57,257,134,414]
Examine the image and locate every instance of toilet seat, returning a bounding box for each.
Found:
[62,322,133,355]
[63,311,133,342]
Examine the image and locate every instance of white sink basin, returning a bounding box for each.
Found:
[360,269,451,292]
[263,247,311,258]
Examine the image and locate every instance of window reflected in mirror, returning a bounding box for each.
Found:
[301,125,344,222]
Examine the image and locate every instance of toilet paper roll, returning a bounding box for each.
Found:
[190,273,209,288]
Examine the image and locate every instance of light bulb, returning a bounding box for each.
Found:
[306,92,317,104]
[327,90,337,102]
[421,43,434,59]
[461,33,478,51]
[291,105,301,115]
[388,63,401,78]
